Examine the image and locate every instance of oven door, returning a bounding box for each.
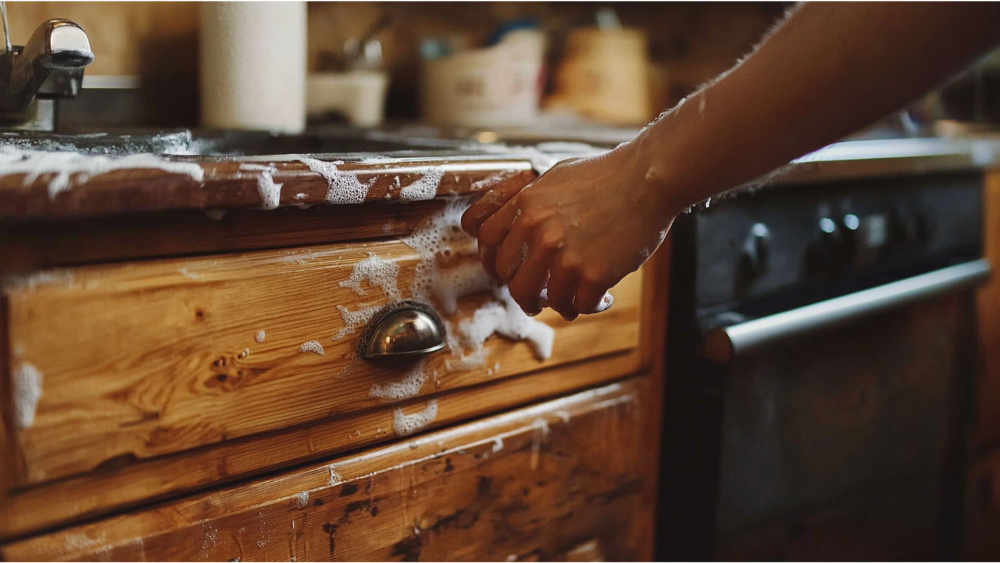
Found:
[702,260,990,560]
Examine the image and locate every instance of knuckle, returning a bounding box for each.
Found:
[580,267,606,286]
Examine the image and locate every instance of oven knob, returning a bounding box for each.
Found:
[741,223,771,274]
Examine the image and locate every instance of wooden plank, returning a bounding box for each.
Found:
[1,376,653,562]
[974,171,1000,451]
[0,200,447,273]
[0,349,641,541]
[4,239,642,487]
[0,155,535,220]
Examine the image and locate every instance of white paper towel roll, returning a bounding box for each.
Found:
[200,2,307,133]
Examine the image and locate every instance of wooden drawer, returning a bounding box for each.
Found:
[0,203,647,537]
[1,376,657,562]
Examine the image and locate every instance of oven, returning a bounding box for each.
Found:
[656,172,989,560]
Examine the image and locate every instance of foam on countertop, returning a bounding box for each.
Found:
[0,146,205,199]
[398,166,445,202]
[298,157,376,205]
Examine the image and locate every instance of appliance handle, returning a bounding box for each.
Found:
[702,259,991,363]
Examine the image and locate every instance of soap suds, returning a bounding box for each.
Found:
[256,170,283,210]
[331,304,381,341]
[456,287,555,361]
[298,341,325,356]
[398,166,445,202]
[299,157,376,204]
[336,352,362,379]
[255,330,266,343]
[339,253,401,301]
[239,348,250,359]
[0,146,205,199]
[492,436,504,453]
[369,360,428,400]
[471,170,518,191]
[294,491,309,508]
[400,197,556,362]
[328,467,342,486]
[13,363,42,429]
[393,400,438,436]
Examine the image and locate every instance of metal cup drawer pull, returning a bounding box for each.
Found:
[359,300,447,359]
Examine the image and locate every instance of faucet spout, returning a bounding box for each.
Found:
[0,18,93,113]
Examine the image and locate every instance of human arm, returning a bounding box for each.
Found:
[462,2,1000,320]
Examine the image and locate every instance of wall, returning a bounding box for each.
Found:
[5,2,784,122]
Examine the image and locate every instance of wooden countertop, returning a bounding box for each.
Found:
[4,128,1000,222]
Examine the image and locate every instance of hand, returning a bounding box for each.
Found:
[461,141,677,321]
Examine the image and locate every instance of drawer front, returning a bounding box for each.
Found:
[2,377,656,562]
[5,230,641,488]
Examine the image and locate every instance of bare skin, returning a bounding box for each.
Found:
[462,2,1000,320]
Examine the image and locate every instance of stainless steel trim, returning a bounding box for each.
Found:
[702,259,991,363]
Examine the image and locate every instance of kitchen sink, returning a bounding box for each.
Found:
[0,128,472,158]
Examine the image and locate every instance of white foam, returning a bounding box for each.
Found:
[492,437,504,453]
[0,146,205,199]
[398,166,444,202]
[298,340,325,356]
[471,170,518,191]
[294,491,309,508]
[400,197,556,362]
[257,170,283,210]
[255,330,266,343]
[457,287,554,361]
[299,157,375,204]
[339,253,401,302]
[13,363,42,429]
[328,467,342,485]
[393,400,438,436]
[369,360,427,400]
[331,304,381,341]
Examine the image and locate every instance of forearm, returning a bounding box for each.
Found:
[639,2,1000,214]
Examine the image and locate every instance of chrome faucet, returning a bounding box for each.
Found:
[0,2,94,131]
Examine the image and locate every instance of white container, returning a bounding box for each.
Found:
[307,71,390,128]
[200,2,307,133]
[421,30,546,128]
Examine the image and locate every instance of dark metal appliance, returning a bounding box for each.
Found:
[657,172,989,560]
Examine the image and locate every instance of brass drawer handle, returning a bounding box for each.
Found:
[360,301,446,359]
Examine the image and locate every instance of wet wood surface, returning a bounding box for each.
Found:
[4,239,642,487]
[2,376,657,562]
[0,154,535,220]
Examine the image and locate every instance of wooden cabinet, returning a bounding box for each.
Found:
[2,377,658,562]
[0,153,670,560]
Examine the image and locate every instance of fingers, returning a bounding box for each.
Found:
[575,272,613,316]
[545,265,579,321]
[476,198,522,280]
[507,244,555,316]
[461,181,524,237]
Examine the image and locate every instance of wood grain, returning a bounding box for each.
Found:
[5,238,641,487]
[0,155,534,220]
[974,171,1000,451]
[0,350,642,541]
[2,376,652,562]
[0,200,446,273]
